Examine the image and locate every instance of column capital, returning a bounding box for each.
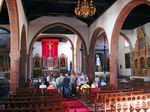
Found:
[9,52,20,60]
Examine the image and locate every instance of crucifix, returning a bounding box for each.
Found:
[47,42,53,57]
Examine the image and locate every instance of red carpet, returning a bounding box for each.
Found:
[65,98,93,112]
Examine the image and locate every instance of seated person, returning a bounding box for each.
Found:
[91,81,99,88]
[100,78,107,86]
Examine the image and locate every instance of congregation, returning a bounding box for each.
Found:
[37,72,107,98]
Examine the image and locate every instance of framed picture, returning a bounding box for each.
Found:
[125,53,131,68]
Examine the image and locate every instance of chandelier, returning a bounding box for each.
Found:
[74,0,96,18]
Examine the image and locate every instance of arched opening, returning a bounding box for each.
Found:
[31,35,74,78]
[94,33,109,86]
[28,23,87,81]
[118,33,133,88]
[110,0,150,87]
[0,0,10,96]
[0,27,10,96]
[19,25,27,86]
[88,27,109,84]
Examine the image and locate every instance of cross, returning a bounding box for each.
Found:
[47,42,53,57]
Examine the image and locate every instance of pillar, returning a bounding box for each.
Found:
[9,53,20,94]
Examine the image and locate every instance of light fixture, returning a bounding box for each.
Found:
[74,0,96,18]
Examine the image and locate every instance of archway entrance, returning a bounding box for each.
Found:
[31,35,74,78]
[94,33,109,85]
[28,24,87,81]
[88,28,109,84]
[0,27,10,96]
[0,0,20,93]
[110,1,150,87]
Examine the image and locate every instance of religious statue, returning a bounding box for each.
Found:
[53,58,58,68]
[47,56,53,69]
[42,56,46,68]
[96,54,102,72]
[33,54,41,68]
[47,42,53,57]
[60,57,65,67]
[59,54,67,70]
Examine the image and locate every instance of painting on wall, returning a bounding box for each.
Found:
[125,53,131,68]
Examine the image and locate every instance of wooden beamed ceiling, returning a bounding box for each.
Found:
[0,0,149,31]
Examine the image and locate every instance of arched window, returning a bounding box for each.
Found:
[140,57,145,69]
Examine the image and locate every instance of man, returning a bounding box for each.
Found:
[63,74,70,98]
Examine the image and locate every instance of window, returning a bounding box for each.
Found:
[124,40,129,47]
[125,53,131,68]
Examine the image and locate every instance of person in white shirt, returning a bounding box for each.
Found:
[56,73,64,95]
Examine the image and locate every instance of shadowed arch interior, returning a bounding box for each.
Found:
[19,25,27,86]
[88,27,108,84]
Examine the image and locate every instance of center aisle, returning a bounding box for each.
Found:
[65,98,93,112]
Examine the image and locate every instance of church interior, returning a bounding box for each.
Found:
[0,0,150,112]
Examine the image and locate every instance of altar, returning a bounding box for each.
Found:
[42,68,60,76]
[32,39,69,78]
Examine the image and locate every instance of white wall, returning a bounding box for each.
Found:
[32,40,72,71]
[0,0,3,12]
[16,0,28,50]
[144,22,150,39]
[89,0,130,51]
[121,30,137,49]
[32,42,42,57]
[118,22,150,77]
[27,16,89,54]
[118,35,131,76]
[58,41,72,70]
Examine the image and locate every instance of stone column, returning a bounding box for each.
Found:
[9,53,20,94]
[26,54,30,80]
[82,45,87,73]
[110,37,118,88]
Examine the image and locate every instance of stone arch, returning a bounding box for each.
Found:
[19,25,27,86]
[4,0,20,92]
[30,34,74,73]
[110,0,150,87]
[120,32,133,50]
[28,23,87,76]
[75,36,82,74]
[28,34,75,78]
[88,27,108,84]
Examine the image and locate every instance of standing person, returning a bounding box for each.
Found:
[56,73,64,95]
[63,74,70,98]
[70,72,77,96]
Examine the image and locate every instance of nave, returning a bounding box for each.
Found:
[0,0,150,112]
[0,75,150,112]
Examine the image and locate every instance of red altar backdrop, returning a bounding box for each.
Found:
[42,39,58,59]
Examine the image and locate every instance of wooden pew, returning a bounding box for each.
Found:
[0,87,69,112]
[84,88,143,112]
